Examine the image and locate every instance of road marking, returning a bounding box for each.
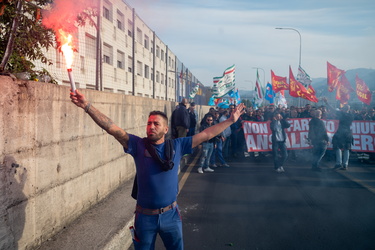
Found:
[339,171,375,195]
[179,151,201,194]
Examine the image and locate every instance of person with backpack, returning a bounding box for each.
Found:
[70,89,245,250]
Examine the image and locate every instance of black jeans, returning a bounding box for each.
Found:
[311,143,327,169]
[272,141,288,169]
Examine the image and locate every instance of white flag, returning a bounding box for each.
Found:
[212,65,235,98]
[254,70,263,105]
[297,66,312,87]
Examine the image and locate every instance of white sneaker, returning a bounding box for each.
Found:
[210,164,218,168]
[280,166,285,172]
[221,163,230,167]
[197,167,203,174]
[204,167,215,172]
[275,167,284,173]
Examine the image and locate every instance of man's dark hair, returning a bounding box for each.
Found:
[149,111,168,123]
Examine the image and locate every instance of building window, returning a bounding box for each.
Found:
[156,46,160,58]
[144,35,149,49]
[56,50,61,68]
[161,73,164,85]
[156,71,160,83]
[161,49,165,61]
[137,61,142,76]
[136,28,142,44]
[151,68,154,81]
[128,56,133,72]
[103,43,113,65]
[128,20,133,37]
[80,56,85,73]
[117,50,125,69]
[103,0,112,21]
[85,33,96,60]
[117,10,124,31]
[168,56,171,67]
[144,64,149,78]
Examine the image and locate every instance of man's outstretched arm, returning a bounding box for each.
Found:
[192,103,245,148]
[70,90,129,149]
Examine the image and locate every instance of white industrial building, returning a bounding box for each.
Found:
[35,0,209,103]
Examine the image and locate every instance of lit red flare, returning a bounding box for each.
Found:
[58,29,76,93]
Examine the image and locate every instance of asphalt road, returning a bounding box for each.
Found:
[129,151,375,250]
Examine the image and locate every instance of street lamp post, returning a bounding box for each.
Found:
[276,27,302,107]
[275,27,302,67]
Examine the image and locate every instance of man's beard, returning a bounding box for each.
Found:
[147,131,164,142]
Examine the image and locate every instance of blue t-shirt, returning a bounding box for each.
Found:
[125,134,193,209]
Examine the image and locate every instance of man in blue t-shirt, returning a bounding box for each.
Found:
[70,90,244,250]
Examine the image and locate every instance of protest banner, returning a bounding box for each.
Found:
[243,118,375,152]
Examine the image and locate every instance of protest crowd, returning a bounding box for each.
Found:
[172,100,375,173]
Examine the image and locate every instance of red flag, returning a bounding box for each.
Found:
[336,74,354,105]
[271,70,288,93]
[327,62,345,92]
[307,84,316,96]
[289,66,318,102]
[355,75,372,105]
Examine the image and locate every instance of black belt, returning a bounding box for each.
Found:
[136,201,177,215]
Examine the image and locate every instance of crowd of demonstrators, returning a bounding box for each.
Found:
[172,99,374,175]
[203,101,375,173]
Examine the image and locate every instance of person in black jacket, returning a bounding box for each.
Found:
[171,98,190,138]
[308,110,329,171]
[270,112,291,173]
[323,97,354,170]
[187,102,197,136]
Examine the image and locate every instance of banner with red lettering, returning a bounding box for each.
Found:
[243,119,375,152]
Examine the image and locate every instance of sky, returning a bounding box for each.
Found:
[124,0,375,91]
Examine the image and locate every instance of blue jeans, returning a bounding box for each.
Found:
[272,141,288,169]
[335,148,350,166]
[223,137,230,158]
[133,205,183,250]
[311,143,327,168]
[187,127,195,137]
[199,142,214,168]
[210,140,226,165]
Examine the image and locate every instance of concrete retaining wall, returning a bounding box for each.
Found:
[0,76,207,249]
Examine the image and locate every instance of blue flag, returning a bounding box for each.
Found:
[264,82,275,104]
[208,95,215,106]
[234,89,241,104]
